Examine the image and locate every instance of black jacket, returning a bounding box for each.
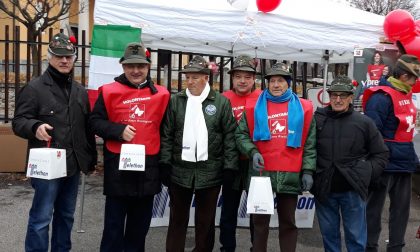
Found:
[89,76,163,197]
[12,67,97,175]
[311,104,389,202]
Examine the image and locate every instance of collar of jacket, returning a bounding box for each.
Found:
[178,88,216,101]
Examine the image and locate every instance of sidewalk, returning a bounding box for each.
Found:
[0,174,419,251]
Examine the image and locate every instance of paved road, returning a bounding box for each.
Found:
[0,174,419,252]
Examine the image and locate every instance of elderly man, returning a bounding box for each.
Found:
[160,56,238,252]
[12,33,97,252]
[219,54,261,252]
[363,54,420,252]
[235,62,316,252]
[89,42,170,252]
[312,76,388,252]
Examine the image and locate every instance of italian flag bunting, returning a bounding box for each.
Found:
[87,25,141,108]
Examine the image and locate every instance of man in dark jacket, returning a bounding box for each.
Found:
[312,76,388,252]
[12,33,97,252]
[363,54,420,252]
[160,55,238,252]
[89,42,170,252]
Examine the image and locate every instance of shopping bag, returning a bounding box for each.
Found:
[26,148,67,179]
[295,192,316,228]
[118,144,145,171]
[247,176,274,214]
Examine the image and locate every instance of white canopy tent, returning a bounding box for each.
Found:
[93,0,385,64]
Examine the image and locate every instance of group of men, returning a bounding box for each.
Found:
[12,33,420,252]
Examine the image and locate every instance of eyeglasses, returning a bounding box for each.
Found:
[330,93,351,100]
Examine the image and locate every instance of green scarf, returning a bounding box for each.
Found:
[387,76,412,94]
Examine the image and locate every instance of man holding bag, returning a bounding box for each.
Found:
[12,33,97,252]
[89,42,170,251]
[235,62,316,252]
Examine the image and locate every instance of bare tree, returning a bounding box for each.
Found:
[0,0,86,76]
[348,0,419,18]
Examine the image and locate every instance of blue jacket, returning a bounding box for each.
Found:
[364,79,418,173]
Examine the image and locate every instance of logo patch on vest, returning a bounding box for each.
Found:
[270,119,286,136]
[129,103,145,119]
[205,104,217,115]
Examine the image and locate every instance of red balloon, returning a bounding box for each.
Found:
[416,20,420,35]
[383,9,415,42]
[256,0,281,13]
[401,36,420,59]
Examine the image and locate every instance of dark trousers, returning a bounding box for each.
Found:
[166,183,221,252]
[219,184,242,252]
[366,173,412,252]
[219,187,254,252]
[100,195,154,252]
[252,193,298,252]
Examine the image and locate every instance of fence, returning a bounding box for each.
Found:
[1,25,344,123]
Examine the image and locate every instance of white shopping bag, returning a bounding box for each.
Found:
[26,148,67,179]
[118,144,146,171]
[295,192,316,228]
[247,176,274,214]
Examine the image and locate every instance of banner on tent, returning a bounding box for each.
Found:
[150,187,315,228]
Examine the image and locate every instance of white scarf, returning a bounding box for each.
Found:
[182,83,210,162]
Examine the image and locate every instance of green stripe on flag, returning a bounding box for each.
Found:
[91,25,141,58]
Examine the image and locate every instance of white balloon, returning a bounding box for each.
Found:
[228,0,249,11]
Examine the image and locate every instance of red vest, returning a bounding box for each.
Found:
[363,86,416,142]
[246,98,313,172]
[100,82,170,154]
[223,89,262,122]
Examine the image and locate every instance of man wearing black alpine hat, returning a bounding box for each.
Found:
[13,33,97,252]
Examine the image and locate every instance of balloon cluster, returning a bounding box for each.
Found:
[228,0,282,13]
[383,10,420,58]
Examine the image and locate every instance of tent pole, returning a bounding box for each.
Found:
[322,50,329,104]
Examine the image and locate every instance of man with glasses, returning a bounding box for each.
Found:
[363,54,420,252]
[311,76,388,252]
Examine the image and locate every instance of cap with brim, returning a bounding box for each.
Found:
[397,54,420,77]
[264,62,291,79]
[48,33,76,56]
[180,55,211,75]
[228,55,257,74]
[327,76,354,94]
[119,42,150,64]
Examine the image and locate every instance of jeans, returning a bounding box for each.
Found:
[100,195,154,252]
[315,191,366,252]
[25,172,80,252]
